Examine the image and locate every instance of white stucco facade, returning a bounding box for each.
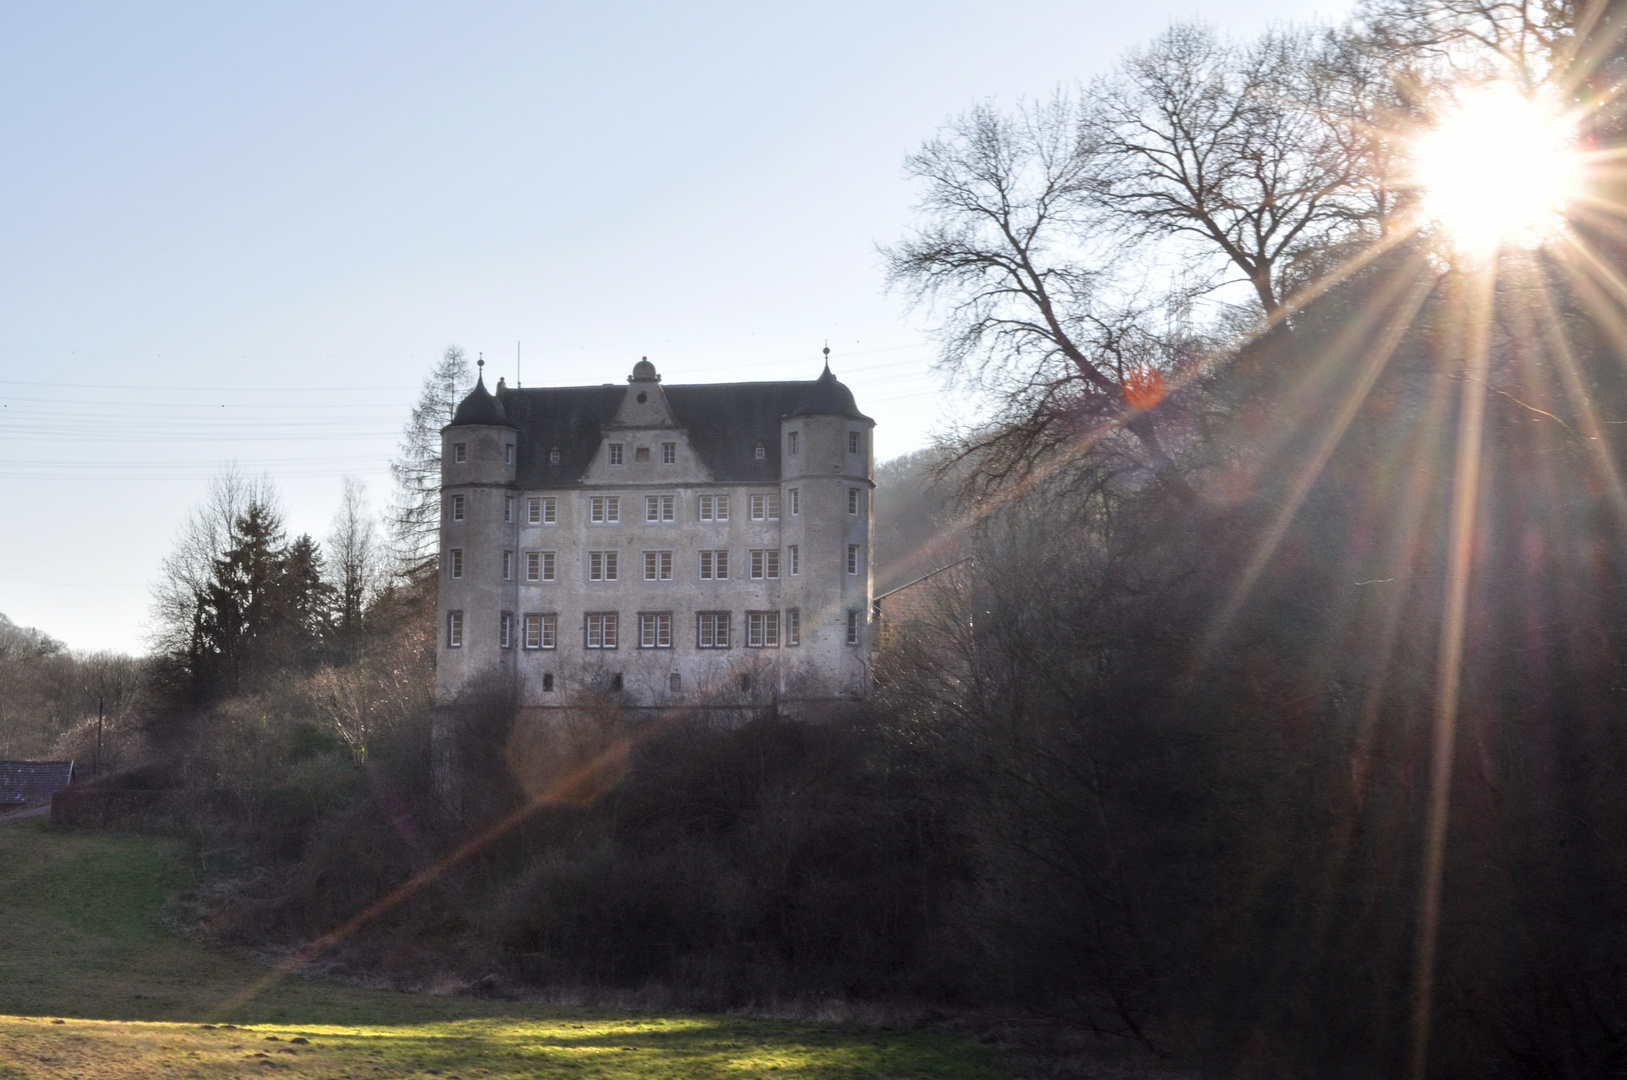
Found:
[435,357,875,710]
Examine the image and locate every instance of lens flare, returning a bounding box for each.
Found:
[1409,86,1583,256]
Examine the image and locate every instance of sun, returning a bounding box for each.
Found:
[1409,85,1584,257]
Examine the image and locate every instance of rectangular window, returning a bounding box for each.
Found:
[505,495,514,523]
[846,609,860,645]
[697,611,730,648]
[698,494,730,521]
[588,551,618,581]
[787,608,800,646]
[451,494,464,522]
[643,550,673,581]
[449,549,463,579]
[639,612,672,648]
[788,545,799,576]
[543,497,557,524]
[662,442,676,464]
[500,612,514,649]
[523,550,555,582]
[523,613,557,649]
[526,497,540,524]
[747,611,779,648]
[453,443,466,463]
[608,443,624,466]
[788,431,799,456]
[644,494,675,522]
[789,488,799,515]
[750,549,780,579]
[848,488,862,515]
[447,610,463,647]
[848,430,860,455]
[750,493,780,520]
[589,495,619,523]
[586,613,618,649]
[502,550,514,581]
[505,443,514,465]
[698,550,729,580]
[847,544,860,575]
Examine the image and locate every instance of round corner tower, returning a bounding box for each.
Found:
[779,353,876,697]
[437,367,519,703]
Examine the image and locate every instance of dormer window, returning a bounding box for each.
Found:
[549,447,561,466]
[608,443,624,466]
[453,443,467,463]
[754,442,766,460]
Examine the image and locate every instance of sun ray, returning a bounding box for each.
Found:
[1191,264,1440,671]
[1409,262,1497,1080]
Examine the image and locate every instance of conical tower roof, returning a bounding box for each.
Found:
[449,370,514,427]
[787,355,869,421]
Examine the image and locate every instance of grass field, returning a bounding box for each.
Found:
[0,819,1004,1079]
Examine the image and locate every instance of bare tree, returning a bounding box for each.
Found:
[1090,24,1379,318]
[388,346,470,581]
[327,477,381,657]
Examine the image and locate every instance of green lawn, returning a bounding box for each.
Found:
[0,819,1003,1079]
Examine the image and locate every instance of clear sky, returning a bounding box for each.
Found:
[0,1,1353,654]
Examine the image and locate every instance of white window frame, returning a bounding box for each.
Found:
[698,550,729,580]
[848,488,861,515]
[643,550,673,581]
[505,443,514,465]
[588,551,618,581]
[453,443,466,463]
[697,611,730,649]
[662,442,676,464]
[788,545,799,576]
[589,495,620,523]
[749,493,780,521]
[639,612,673,649]
[505,495,514,523]
[502,550,514,581]
[847,544,860,575]
[523,612,557,650]
[449,549,463,579]
[698,493,730,522]
[746,611,779,648]
[451,494,465,522]
[789,488,799,515]
[644,493,675,522]
[750,549,779,580]
[787,608,800,646]
[586,612,618,649]
[846,609,860,645]
[608,443,624,466]
[447,610,464,647]
[500,611,514,649]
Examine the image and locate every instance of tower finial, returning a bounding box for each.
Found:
[822,342,831,375]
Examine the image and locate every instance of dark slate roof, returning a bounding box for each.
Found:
[0,760,74,807]
[788,364,871,422]
[449,373,515,427]
[499,376,870,487]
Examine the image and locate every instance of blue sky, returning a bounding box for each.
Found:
[0,1,1352,653]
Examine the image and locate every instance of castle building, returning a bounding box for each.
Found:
[436,354,875,710]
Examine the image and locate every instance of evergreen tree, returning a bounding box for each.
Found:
[389,346,470,581]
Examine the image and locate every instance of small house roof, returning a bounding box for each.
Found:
[0,760,74,807]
